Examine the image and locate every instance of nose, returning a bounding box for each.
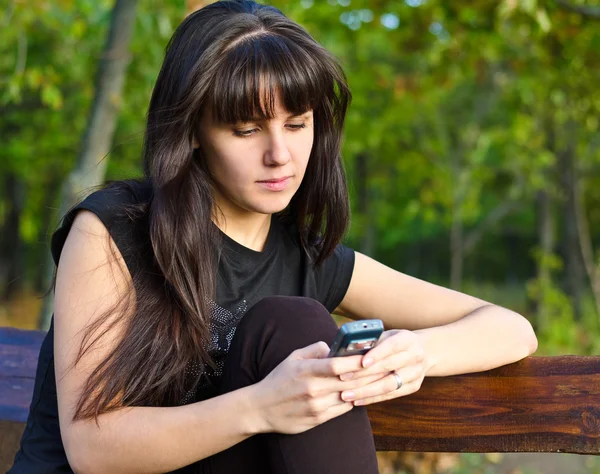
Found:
[263,130,292,167]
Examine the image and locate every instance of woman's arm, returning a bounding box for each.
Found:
[335,251,537,376]
[55,211,266,473]
[413,303,536,376]
[67,386,262,474]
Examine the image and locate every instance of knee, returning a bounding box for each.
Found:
[220,297,340,391]
[241,296,338,341]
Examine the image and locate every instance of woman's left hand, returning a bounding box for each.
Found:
[338,329,428,406]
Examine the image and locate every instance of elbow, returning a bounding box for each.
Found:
[69,462,92,474]
[527,327,538,356]
[499,308,538,362]
[65,444,92,474]
[518,315,538,357]
[63,427,105,474]
[68,450,106,474]
[66,431,132,474]
[65,449,90,474]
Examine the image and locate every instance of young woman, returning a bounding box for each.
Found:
[9,1,537,473]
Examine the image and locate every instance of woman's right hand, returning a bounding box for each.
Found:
[249,341,388,435]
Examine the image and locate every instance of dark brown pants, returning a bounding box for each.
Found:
[192,296,379,474]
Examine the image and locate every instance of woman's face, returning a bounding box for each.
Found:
[194,96,314,219]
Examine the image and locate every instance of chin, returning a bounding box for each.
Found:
[252,196,293,215]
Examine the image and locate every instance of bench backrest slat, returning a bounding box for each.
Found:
[0,327,46,423]
[1,327,599,455]
[368,355,600,454]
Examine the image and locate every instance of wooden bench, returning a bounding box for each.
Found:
[1,326,599,471]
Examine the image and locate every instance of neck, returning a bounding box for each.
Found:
[213,206,272,253]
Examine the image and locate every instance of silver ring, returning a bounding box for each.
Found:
[392,371,403,391]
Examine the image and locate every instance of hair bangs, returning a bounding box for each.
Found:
[208,33,328,124]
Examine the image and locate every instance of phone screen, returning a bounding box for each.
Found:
[328,320,384,357]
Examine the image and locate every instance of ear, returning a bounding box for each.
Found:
[192,135,199,149]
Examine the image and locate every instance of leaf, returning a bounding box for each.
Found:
[520,0,537,15]
[41,84,63,109]
[536,8,551,33]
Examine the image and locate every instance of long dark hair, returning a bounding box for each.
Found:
[56,0,352,421]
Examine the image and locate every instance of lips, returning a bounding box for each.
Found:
[257,176,292,191]
[257,176,292,183]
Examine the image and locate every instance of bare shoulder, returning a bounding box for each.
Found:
[54,209,135,453]
[61,209,132,281]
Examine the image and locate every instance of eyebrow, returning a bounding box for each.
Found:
[243,111,311,122]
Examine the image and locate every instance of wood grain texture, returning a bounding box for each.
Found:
[367,356,600,454]
[0,327,45,423]
[1,327,600,455]
[0,420,25,473]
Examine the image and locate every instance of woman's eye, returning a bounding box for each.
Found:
[233,123,306,138]
[233,128,258,137]
[287,123,306,131]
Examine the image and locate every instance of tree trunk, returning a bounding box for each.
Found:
[1,172,26,301]
[559,121,585,322]
[532,114,557,331]
[450,150,464,291]
[556,0,600,19]
[34,175,63,293]
[573,171,600,323]
[534,189,555,331]
[38,0,139,330]
[450,200,463,291]
[356,153,375,256]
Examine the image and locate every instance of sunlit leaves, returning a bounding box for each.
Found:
[2,0,600,299]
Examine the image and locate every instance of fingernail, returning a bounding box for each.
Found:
[341,391,355,401]
[354,400,363,406]
[340,372,354,381]
[363,357,374,368]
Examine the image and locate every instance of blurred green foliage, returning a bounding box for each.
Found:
[2,0,600,359]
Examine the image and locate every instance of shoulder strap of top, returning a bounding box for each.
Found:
[50,179,152,278]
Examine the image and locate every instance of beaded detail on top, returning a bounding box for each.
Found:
[180,299,249,404]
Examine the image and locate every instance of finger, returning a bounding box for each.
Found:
[305,354,364,378]
[353,381,419,406]
[307,372,388,401]
[339,375,395,403]
[361,330,413,368]
[325,372,389,394]
[348,349,421,379]
[339,347,418,381]
[312,391,350,410]
[341,366,422,403]
[353,372,424,406]
[292,341,331,360]
[313,391,356,414]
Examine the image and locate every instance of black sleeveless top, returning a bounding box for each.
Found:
[8,178,355,473]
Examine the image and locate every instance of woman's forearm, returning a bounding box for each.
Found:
[414,304,538,377]
[67,383,263,474]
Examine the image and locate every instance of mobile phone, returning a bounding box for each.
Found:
[328,319,384,357]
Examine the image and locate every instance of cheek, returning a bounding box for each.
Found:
[290,128,313,157]
[218,158,248,181]
[214,153,255,190]
[298,135,314,169]
[202,135,249,180]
